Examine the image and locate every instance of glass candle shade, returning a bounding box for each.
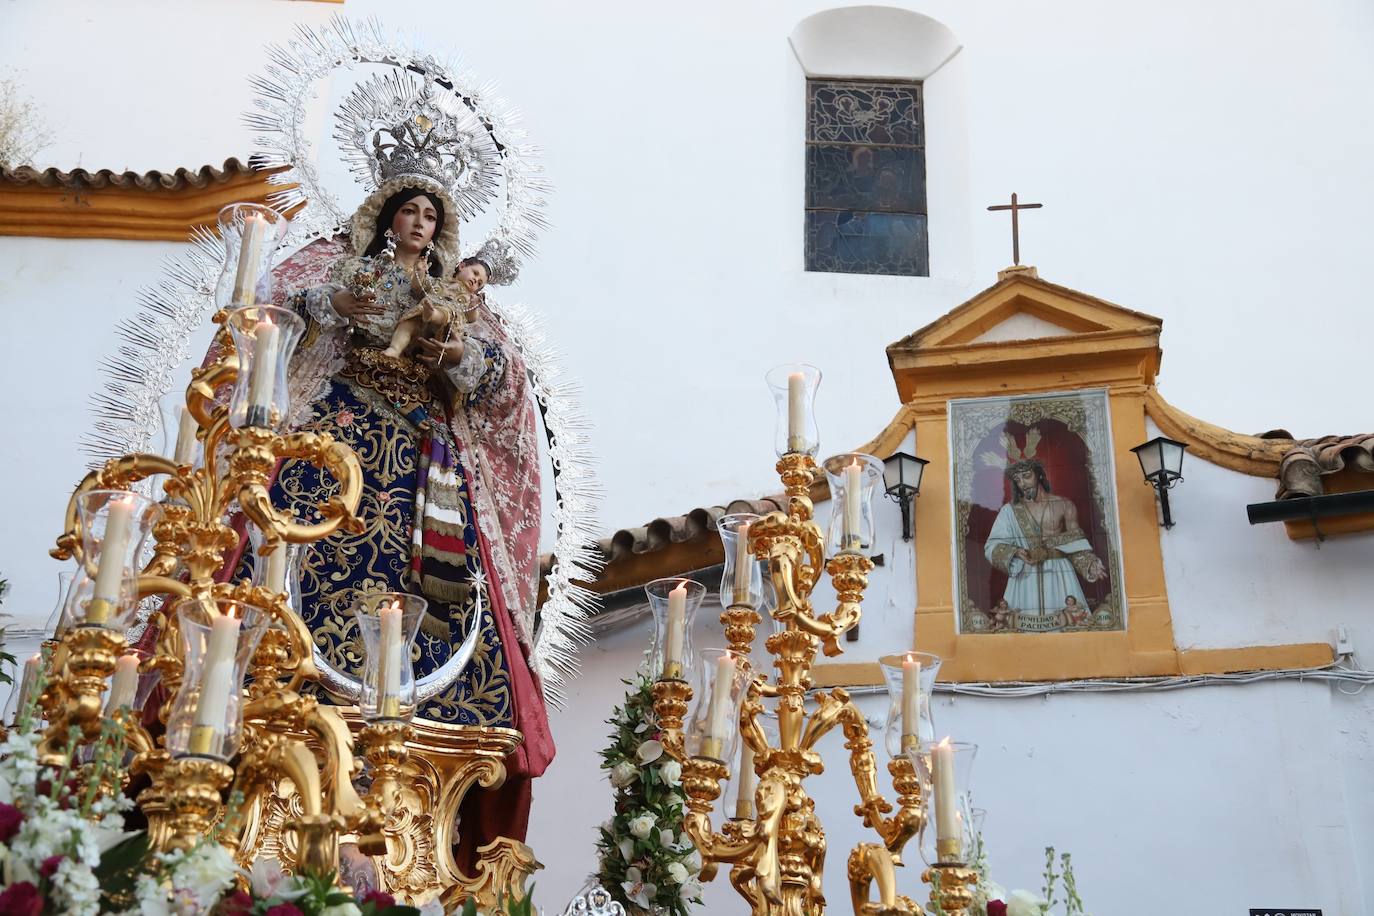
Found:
[165,599,269,761]
[685,648,750,764]
[718,513,766,610]
[46,570,75,640]
[248,525,303,613]
[914,740,978,866]
[765,363,821,458]
[353,592,427,722]
[68,490,160,629]
[822,452,884,558]
[215,202,289,310]
[160,389,202,469]
[878,652,942,757]
[4,652,44,726]
[226,305,305,431]
[724,711,778,821]
[647,577,706,682]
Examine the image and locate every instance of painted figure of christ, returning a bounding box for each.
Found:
[983,459,1108,619]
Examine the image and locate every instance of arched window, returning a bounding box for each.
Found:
[791,7,965,279]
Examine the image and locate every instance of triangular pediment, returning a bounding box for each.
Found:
[891,272,1161,353]
[886,271,1164,402]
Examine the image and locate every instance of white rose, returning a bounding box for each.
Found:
[1007,889,1051,916]
[659,759,682,787]
[666,861,689,884]
[618,837,635,861]
[628,813,658,839]
[321,904,363,916]
[637,739,664,764]
[610,761,638,787]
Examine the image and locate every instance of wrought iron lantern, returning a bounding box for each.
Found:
[882,452,929,542]
[1131,436,1187,528]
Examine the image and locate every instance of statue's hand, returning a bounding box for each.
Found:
[414,334,464,370]
[332,289,384,323]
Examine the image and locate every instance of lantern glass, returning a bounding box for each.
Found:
[913,740,978,867]
[165,599,269,761]
[684,648,750,764]
[69,490,160,630]
[353,592,427,722]
[718,513,766,611]
[225,305,305,431]
[878,652,942,758]
[215,203,289,310]
[765,363,821,458]
[646,577,706,682]
[883,451,928,495]
[822,453,884,557]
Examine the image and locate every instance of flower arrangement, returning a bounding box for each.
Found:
[966,831,1091,916]
[595,673,703,915]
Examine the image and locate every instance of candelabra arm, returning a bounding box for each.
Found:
[848,843,920,916]
[235,429,365,543]
[799,688,851,752]
[833,694,925,858]
[137,575,192,600]
[307,705,372,830]
[51,454,180,564]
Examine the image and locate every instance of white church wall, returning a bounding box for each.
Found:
[2,0,1372,912]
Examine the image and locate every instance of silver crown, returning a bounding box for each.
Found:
[335,71,500,216]
[471,237,521,287]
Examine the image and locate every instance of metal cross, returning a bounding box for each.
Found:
[987,193,1043,266]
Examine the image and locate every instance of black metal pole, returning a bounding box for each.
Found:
[900,494,913,542]
[1158,484,1174,529]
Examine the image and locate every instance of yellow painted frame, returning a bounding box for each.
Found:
[814,271,1330,685]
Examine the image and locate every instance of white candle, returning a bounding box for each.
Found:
[232,213,267,306]
[173,406,198,466]
[705,653,737,746]
[663,581,686,678]
[734,741,756,819]
[932,738,960,858]
[732,521,752,605]
[90,496,135,624]
[901,655,921,746]
[379,601,405,716]
[787,371,806,452]
[246,316,280,419]
[843,458,864,548]
[12,653,41,720]
[192,608,242,751]
[263,545,288,594]
[106,653,140,712]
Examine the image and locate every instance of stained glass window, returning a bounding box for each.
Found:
[805,79,928,277]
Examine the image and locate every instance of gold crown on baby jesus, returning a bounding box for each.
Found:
[978,427,1043,473]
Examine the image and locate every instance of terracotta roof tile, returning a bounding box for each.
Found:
[1277,434,1374,499]
[0,158,255,192]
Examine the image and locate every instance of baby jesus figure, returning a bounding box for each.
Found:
[383,280,469,360]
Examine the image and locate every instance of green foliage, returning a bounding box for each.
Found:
[594,673,702,915]
[457,889,536,916]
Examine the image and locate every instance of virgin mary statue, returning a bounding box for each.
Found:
[212,79,554,854]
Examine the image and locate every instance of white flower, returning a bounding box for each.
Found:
[666,861,689,884]
[322,904,363,916]
[1007,888,1051,916]
[172,842,239,909]
[678,878,703,901]
[133,873,172,916]
[628,812,658,839]
[250,857,306,899]
[685,848,702,872]
[618,837,634,861]
[610,760,638,787]
[659,759,682,787]
[624,865,643,885]
[636,739,664,764]
[50,856,102,916]
[658,828,675,848]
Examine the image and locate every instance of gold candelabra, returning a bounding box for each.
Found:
[33,295,533,904]
[652,366,978,915]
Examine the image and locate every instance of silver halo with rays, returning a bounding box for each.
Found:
[82,16,600,707]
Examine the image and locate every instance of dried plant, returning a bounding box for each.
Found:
[0,70,53,167]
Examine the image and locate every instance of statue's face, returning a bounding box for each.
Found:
[457,262,489,294]
[1012,467,1038,497]
[391,193,438,255]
